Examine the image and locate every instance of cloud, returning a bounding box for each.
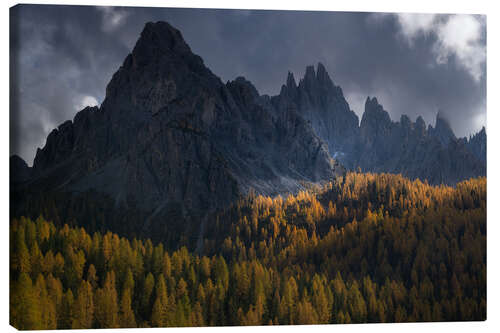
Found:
[74,95,99,111]
[97,6,129,32]
[392,13,438,42]
[433,15,486,82]
[388,13,486,82]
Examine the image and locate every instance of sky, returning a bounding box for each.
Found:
[10,5,487,165]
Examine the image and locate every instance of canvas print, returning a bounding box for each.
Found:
[9,5,486,329]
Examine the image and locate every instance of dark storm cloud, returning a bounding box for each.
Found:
[10,5,486,164]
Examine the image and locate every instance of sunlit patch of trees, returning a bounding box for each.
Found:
[10,173,486,329]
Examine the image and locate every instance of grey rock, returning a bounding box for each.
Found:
[272,62,360,157]
[15,21,343,231]
[303,93,486,185]
[428,112,457,146]
[467,126,486,163]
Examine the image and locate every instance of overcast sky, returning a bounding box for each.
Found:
[10,5,486,165]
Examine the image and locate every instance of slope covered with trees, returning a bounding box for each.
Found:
[10,172,486,329]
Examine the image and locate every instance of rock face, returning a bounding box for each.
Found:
[299,92,485,184]
[467,127,487,163]
[428,112,457,146]
[272,63,359,157]
[349,98,485,184]
[11,22,343,243]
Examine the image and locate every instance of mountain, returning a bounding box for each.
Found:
[10,21,485,245]
[428,111,457,146]
[467,126,487,163]
[274,64,486,184]
[10,154,31,183]
[348,98,486,184]
[271,63,359,156]
[11,21,343,244]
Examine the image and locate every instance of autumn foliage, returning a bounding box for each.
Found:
[10,173,486,328]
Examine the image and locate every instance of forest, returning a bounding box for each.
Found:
[10,172,486,329]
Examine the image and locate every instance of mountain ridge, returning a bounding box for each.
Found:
[11,21,344,243]
[11,21,486,243]
[272,63,485,185]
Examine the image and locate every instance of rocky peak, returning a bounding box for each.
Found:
[360,97,392,136]
[286,72,297,90]
[284,72,298,99]
[429,111,457,146]
[303,65,316,83]
[467,126,487,162]
[277,72,299,102]
[415,116,427,137]
[364,96,381,113]
[435,111,454,132]
[226,76,260,107]
[102,21,222,117]
[273,63,359,157]
[316,62,330,85]
[400,114,412,130]
[298,63,336,96]
[134,21,194,64]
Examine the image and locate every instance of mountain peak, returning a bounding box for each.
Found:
[102,21,220,116]
[303,65,317,86]
[364,97,383,114]
[297,63,338,98]
[316,62,330,83]
[400,114,411,128]
[140,21,186,46]
[278,71,299,100]
[435,110,452,127]
[430,110,456,146]
[435,111,454,130]
[286,71,297,90]
[130,21,197,64]
[360,97,392,137]
[415,116,427,136]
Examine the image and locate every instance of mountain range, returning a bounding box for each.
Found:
[272,64,486,185]
[10,21,486,244]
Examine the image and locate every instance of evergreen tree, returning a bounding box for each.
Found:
[72,280,94,328]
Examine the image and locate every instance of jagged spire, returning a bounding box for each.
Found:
[281,71,298,100]
[400,114,411,128]
[364,96,381,112]
[360,96,392,134]
[429,110,456,145]
[286,71,297,90]
[316,62,327,81]
[415,116,426,133]
[304,65,316,81]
